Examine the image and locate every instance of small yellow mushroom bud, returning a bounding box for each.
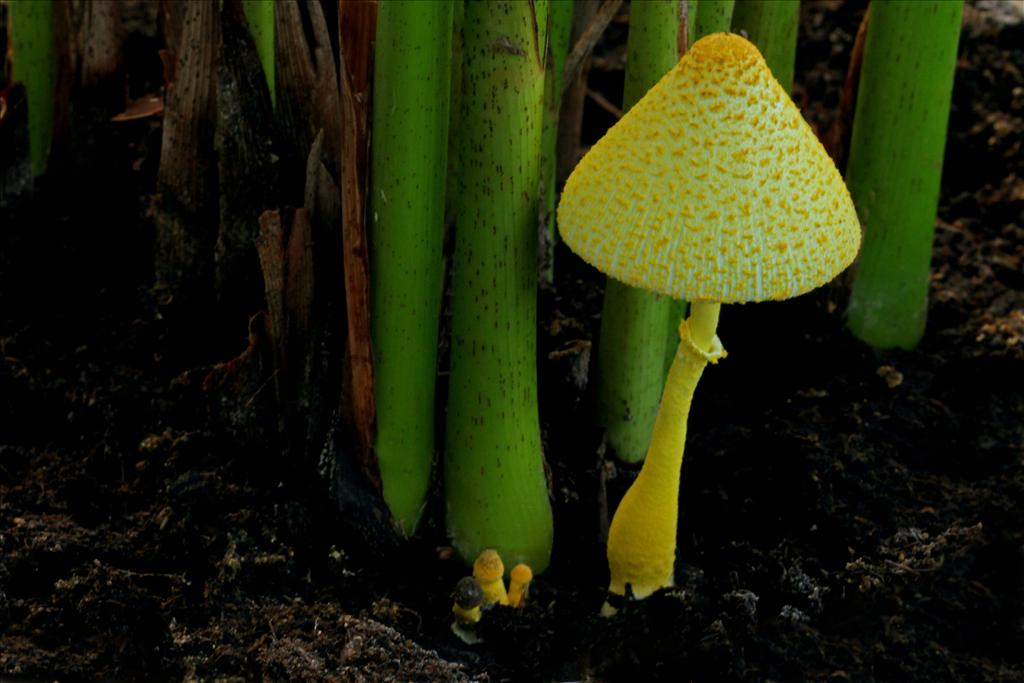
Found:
[451,576,484,645]
[507,563,533,608]
[451,576,483,626]
[473,549,508,606]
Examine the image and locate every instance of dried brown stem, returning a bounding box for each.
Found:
[825,5,870,167]
[561,0,625,98]
[586,87,623,119]
[154,0,218,302]
[338,0,378,469]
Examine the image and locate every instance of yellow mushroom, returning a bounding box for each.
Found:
[451,576,484,645]
[472,548,508,607]
[451,576,484,626]
[557,33,861,613]
[507,563,533,608]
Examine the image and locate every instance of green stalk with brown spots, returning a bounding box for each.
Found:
[845,0,963,349]
[444,0,553,572]
[731,0,799,92]
[540,0,574,283]
[689,0,736,47]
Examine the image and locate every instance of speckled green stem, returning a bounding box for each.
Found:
[845,0,963,350]
[540,0,574,284]
[444,0,553,572]
[731,0,799,92]
[9,0,56,176]
[444,0,464,222]
[597,0,681,464]
[370,1,453,536]
[242,1,274,107]
[689,0,735,47]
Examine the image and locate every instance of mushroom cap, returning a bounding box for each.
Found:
[453,576,484,609]
[557,33,861,304]
[509,563,533,585]
[472,549,505,583]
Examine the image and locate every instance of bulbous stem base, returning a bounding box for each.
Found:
[605,302,724,604]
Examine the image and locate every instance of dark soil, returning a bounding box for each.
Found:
[2,1,1023,681]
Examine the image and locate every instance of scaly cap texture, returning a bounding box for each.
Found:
[472,549,505,583]
[558,33,861,303]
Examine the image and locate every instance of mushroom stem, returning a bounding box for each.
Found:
[605,301,725,603]
[688,301,722,351]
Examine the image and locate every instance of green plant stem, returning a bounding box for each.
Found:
[445,0,553,572]
[730,0,799,91]
[540,0,574,284]
[9,0,56,176]
[689,0,735,46]
[595,0,680,465]
[622,2,681,118]
[370,1,453,536]
[444,1,464,222]
[845,0,963,350]
[242,0,274,107]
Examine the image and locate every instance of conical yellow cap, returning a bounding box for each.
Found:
[558,33,861,303]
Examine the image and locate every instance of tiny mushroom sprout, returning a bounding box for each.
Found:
[557,33,861,612]
[507,563,534,608]
[451,576,484,644]
[452,576,484,626]
[473,549,509,607]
